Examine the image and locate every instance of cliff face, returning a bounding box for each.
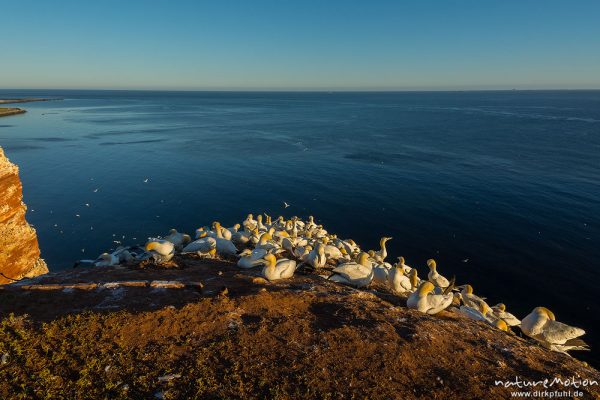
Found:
[0,147,48,284]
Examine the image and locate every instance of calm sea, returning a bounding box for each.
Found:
[1,89,599,364]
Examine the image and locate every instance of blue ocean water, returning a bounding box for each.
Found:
[1,89,599,363]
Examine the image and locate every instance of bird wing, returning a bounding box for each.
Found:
[425,294,453,314]
[332,263,370,281]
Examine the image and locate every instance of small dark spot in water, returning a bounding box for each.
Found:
[0,125,14,128]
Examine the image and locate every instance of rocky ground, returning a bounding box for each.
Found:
[1,255,599,399]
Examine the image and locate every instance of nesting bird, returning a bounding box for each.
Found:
[407,281,453,315]
[521,307,588,354]
[145,239,175,263]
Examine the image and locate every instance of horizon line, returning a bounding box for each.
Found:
[2,87,600,93]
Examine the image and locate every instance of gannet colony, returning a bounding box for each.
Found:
[79,213,589,356]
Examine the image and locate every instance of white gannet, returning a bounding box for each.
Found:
[460,284,489,310]
[213,222,238,256]
[457,302,492,323]
[337,238,360,256]
[238,247,269,269]
[388,263,412,295]
[408,268,420,292]
[372,261,390,285]
[294,244,313,262]
[182,237,216,253]
[195,226,209,239]
[520,307,589,353]
[329,253,374,288]
[305,242,326,269]
[395,256,413,274]
[491,303,521,327]
[305,215,317,231]
[249,228,261,245]
[261,254,297,281]
[220,225,233,240]
[164,229,192,249]
[256,214,267,232]
[255,231,279,252]
[426,259,450,289]
[94,252,119,267]
[407,281,453,315]
[228,223,241,234]
[273,228,291,241]
[231,228,251,247]
[373,237,392,263]
[145,239,175,263]
[243,214,257,231]
[321,237,345,260]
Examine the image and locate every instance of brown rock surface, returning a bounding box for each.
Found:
[0,146,48,284]
[1,256,598,399]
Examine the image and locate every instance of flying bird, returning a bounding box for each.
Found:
[284,202,290,208]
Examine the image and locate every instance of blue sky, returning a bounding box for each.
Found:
[1,0,599,90]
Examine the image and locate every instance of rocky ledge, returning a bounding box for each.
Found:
[1,255,598,399]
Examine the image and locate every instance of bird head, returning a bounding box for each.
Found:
[357,252,371,267]
[427,259,437,270]
[398,256,406,264]
[418,281,435,296]
[259,232,272,244]
[262,253,277,267]
[537,307,556,321]
[145,242,159,252]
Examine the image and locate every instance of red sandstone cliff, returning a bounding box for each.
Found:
[0,146,48,284]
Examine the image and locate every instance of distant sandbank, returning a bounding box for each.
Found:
[0,107,26,117]
[0,98,62,105]
[0,97,62,118]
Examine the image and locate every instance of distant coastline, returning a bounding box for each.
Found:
[0,98,63,105]
[0,97,62,118]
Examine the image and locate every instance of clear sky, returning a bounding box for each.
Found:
[1,0,599,90]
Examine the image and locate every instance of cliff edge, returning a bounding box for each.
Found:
[0,146,48,284]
